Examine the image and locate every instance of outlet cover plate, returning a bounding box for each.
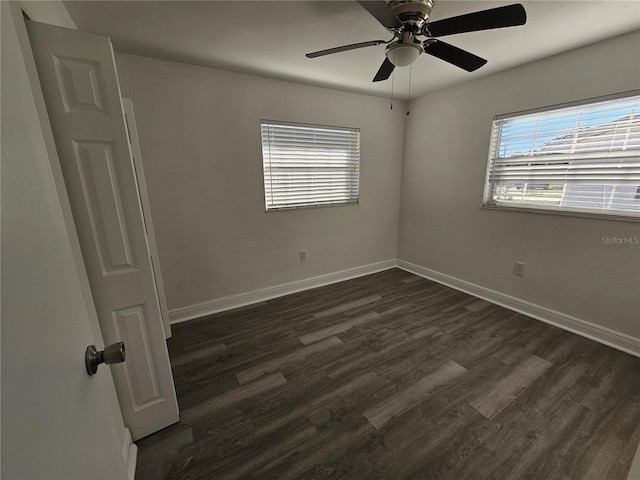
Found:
[513,262,525,276]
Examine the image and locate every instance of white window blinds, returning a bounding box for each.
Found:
[484,93,640,218]
[261,121,360,211]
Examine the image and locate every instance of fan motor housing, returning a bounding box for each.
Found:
[389,0,434,31]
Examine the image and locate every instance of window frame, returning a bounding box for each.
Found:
[481,90,640,223]
[260,119,361,212]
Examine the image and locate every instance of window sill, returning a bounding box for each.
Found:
[265,201,359,213]
[481,204,640,223]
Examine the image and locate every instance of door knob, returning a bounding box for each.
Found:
[85,342,126,376]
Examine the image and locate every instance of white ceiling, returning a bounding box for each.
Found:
[63,1,640,100]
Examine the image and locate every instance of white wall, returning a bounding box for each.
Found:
[1,2,127,478]
[399,30,640,339]
[115,53,405,312]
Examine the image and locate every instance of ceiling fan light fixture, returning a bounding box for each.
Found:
[386,42,422,67]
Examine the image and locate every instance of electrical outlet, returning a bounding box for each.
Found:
[299,250,307,262]
[513,262,525,277]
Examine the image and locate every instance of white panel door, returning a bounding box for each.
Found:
[2,3,127,477]
[26,20,179,440]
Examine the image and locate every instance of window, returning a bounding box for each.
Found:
[483,93,640,219]
[260,121,360,211]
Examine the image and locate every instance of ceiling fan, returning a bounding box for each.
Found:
[306,0,527,82]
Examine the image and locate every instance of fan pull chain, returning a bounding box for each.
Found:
[407,64,412,116]
[390,70,395,110]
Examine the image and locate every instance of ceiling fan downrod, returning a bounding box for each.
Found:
[389,0,434,33]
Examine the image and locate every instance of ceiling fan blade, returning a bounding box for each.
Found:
[373,57,395,82]
[358,1,403,29]
[424,40,487,72]
[424,4,526,37]
[306,40,386,58]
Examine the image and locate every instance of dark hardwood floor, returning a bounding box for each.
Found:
[135,269,640,480]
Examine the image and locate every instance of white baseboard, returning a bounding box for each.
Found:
[122,427,137,480]
[169,259,397,324]
[397,260,640,358]
[167,258,639,358]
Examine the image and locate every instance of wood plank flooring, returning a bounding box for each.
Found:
[135,269,640,480]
